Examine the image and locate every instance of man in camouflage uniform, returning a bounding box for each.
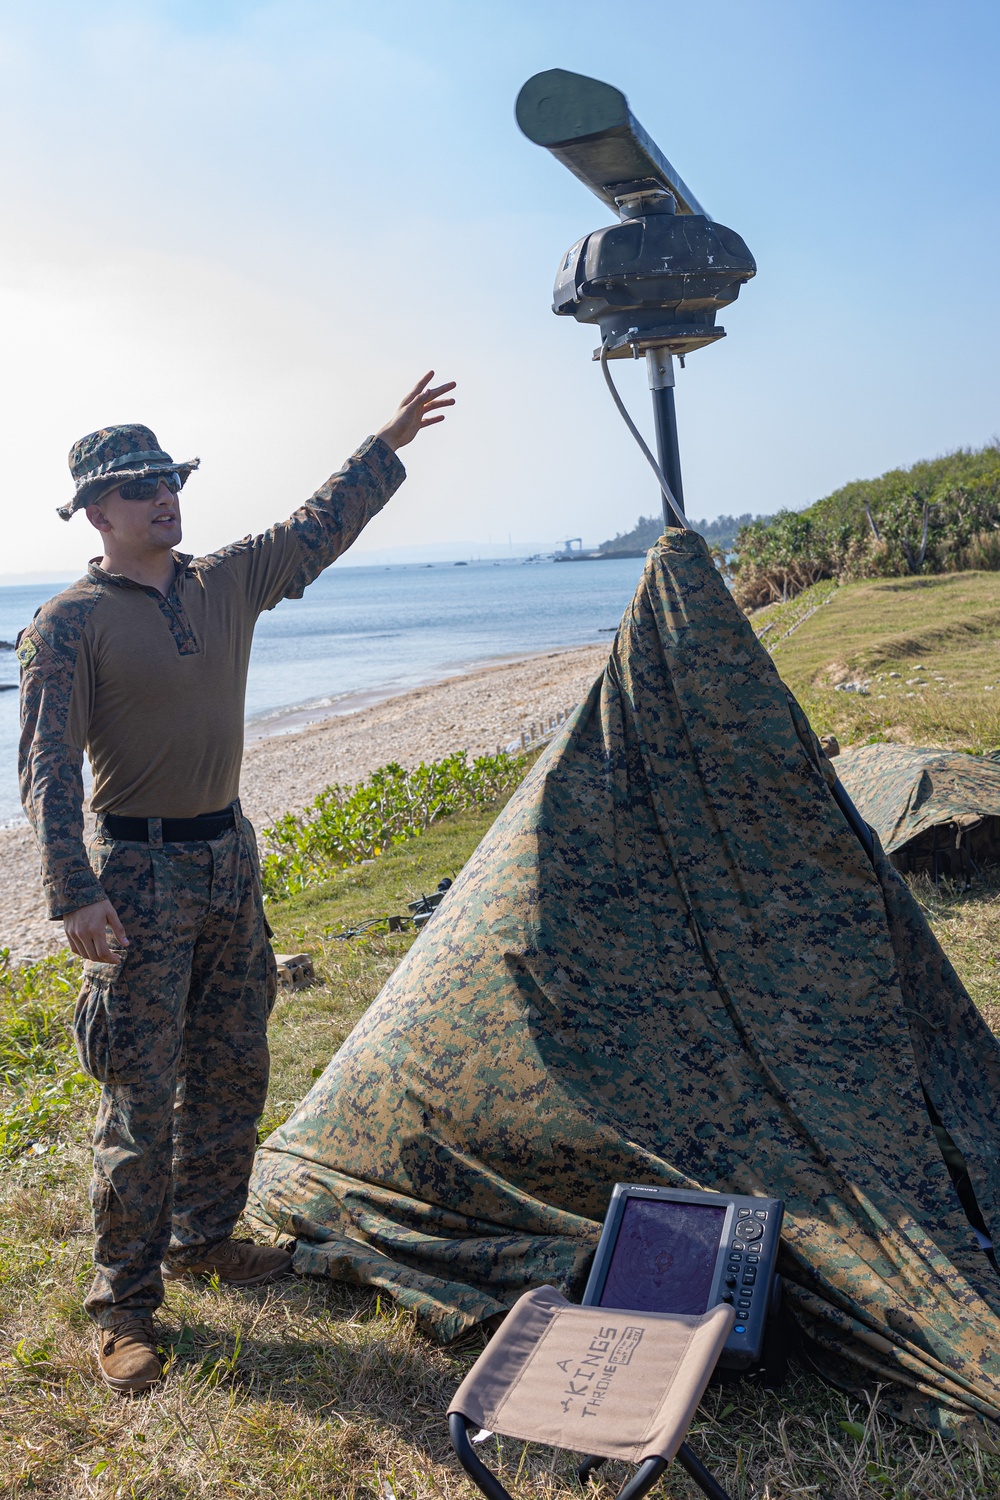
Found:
[18,372,455,1393]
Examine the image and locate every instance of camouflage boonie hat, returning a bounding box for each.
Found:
[58,424,200,520]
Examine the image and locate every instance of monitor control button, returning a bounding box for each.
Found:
[746,1254,759,1263]
[737,1300,752,1309]
[721,1293,734,1304]
[725,1276,738,1288]
[732,1241,745,1251]
[741,1222,763,1240]
[742,1271,757,1284]
[734,1324,747,1333]
[754,1211,768,1220]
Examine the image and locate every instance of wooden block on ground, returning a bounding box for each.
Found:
[273,952,316,990]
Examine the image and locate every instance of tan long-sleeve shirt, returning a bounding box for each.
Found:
[18,435,405,917]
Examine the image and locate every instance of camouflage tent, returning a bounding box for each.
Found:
[248,532,1000,1442]
[835,743,1000,877]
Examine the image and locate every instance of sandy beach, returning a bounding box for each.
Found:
[1,642,608,960]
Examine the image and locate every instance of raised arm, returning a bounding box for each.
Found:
[212,373,457,613]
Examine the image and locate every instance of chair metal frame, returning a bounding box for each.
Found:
[449,1412,734,1500]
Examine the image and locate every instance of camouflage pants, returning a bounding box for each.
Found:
[74,811,277,1326]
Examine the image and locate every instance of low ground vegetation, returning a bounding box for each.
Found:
[751,569,1000,753]
[5,728,1000,1493]
[0,950,94,1163]
[259,750,524,900]
[732,445,1000,609]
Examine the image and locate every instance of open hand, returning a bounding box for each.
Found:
[64,899,128,964]
[377,371,456,452]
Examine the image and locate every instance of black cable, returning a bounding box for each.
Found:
[599,342,688,529]
[334,916,402,941]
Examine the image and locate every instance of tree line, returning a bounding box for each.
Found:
[729,444,1000,609]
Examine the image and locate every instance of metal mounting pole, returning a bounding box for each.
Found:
[646,349,685,527]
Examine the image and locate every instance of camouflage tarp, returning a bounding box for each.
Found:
[836,742,1000,868]
[248,531,1000,1441]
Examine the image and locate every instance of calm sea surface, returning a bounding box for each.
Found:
[0,555,646,823]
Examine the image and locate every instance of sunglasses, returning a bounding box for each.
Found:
[117,471,184,501]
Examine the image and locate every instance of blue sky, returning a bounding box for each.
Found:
[1,0,997,572]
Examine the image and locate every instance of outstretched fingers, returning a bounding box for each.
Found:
[377,371,457,450]
[422,379,457,401]
[401,370,436,405]
[410,382,456,431]
[407,384,456,418]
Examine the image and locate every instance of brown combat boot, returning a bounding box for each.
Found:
[95,1315,162,1394]
[161,1237,292,1287]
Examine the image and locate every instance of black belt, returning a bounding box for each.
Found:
[101,804,237,843]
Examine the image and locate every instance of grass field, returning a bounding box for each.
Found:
[752,570,1000,752]
[6,588,1000,1497]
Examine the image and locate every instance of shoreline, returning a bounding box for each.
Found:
[0,641,610,960]
[0,643,606,832]
[242,643,581,745]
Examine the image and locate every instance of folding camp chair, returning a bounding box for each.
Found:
[448,1286,737,1500]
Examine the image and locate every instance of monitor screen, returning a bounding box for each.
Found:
[599,1198,726,1316]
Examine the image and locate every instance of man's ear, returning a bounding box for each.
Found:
[85,501,113,534]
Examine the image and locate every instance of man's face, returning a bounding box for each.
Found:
[86,479,183,553]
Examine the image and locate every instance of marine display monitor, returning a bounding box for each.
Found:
[582,1184,784,1370]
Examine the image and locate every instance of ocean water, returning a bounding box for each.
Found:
[0,554,647,823]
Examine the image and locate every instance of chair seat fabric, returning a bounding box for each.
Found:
[448,1286,734,1464]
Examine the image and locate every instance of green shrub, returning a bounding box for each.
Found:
[732,444,1000,609]
[0,949,93,1160]
[260,750,525,900]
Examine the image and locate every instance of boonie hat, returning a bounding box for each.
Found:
[58,424,200,520]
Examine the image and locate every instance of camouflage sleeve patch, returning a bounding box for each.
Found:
[18,621,105,919]
[202,435,406,613]
[16,631,38,668]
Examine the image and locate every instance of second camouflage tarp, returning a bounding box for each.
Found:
[249,531,1000,1442]
[835,741,1000,877]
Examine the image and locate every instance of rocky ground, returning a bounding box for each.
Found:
[1,643,608,960]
